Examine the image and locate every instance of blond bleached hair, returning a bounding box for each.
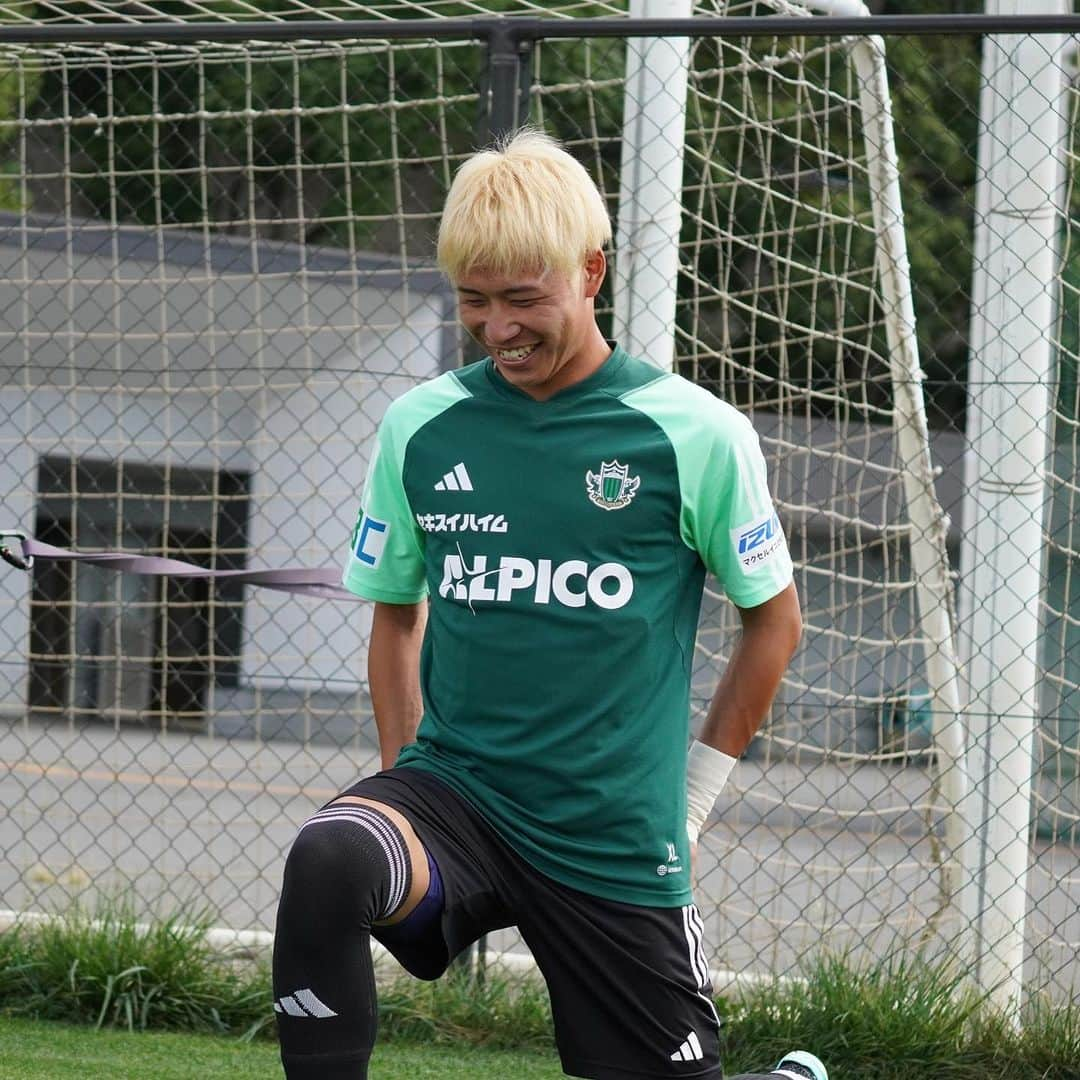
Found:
[437,128,612,282]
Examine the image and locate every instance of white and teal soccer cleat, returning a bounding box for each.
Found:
[773,1050,828,1080]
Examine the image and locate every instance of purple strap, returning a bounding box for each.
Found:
[0,533,362,602]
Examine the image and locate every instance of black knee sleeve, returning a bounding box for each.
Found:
[288,803,414,926]
[272,804,415,1079]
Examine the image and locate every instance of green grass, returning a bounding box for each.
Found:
[0,1016,566,1079]
[378,970,555,1050]
[722,954,1080,1080]
[0,902,270,1038]
[3,905,1080,1079]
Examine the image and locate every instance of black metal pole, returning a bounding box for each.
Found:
[517,36,536,134]
[476,931,487,987]
[3,14,1080,46]
[486,20,523,142]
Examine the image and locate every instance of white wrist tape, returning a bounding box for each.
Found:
[686,740,737,844]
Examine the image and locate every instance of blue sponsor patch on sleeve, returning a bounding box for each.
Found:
[730,511,785,572]
[354,513,390,568]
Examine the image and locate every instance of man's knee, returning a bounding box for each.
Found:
[280,801,417,927]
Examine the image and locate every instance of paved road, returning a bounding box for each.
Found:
[2,718,1077,999]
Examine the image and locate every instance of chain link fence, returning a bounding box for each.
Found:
[1,0,1078,1009]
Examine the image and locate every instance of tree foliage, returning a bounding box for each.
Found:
[31,0,620,249]
[0,5,43,211]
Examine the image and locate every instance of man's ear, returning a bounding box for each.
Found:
[583,249,607,298]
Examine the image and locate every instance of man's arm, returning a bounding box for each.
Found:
[699,581,802,756]
[687,582,801,847]
[369,599,427,770]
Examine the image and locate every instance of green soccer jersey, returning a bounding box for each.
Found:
[342,345,792,906]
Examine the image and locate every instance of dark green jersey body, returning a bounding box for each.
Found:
[343,346,791,906]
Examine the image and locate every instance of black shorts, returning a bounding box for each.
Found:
[338,767,723,1080]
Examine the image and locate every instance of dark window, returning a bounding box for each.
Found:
[29,456,249,728]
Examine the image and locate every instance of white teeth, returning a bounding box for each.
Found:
[495,345,535,361]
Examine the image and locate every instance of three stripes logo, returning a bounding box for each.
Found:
[435,462,473,492]
[670,1030,704,1062]
[273,987,337,1019]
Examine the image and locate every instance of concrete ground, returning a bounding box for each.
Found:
[1,716,1077,1000]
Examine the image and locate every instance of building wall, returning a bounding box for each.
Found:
[0,223,449,717]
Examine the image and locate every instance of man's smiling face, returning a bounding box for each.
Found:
[455,251,608,401]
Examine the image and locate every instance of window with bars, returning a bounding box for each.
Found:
[28,456,249,729]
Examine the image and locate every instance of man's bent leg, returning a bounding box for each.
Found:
[272,798,432,1079]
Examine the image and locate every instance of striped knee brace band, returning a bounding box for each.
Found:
[297,803,413,921]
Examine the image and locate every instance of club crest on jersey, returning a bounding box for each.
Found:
[585,460,640,511]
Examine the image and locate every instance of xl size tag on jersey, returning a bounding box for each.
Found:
[353,512,390,568]
[730,511,785,573]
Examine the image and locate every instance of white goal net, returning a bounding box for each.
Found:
[0,0,1076,998]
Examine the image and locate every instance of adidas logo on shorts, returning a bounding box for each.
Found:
[670,1030,704,1062]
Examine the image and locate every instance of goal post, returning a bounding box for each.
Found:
[613,0,693,369]
[961,0,1070,1014]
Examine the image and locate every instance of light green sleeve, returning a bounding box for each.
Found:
[622,375,793,609]
[342,374,471,604]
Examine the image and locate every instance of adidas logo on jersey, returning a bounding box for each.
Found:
[435,462,473,492]
[670,1030,704,1062]
[273,988,337,1018]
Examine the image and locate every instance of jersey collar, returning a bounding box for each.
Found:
[483,342,628,404]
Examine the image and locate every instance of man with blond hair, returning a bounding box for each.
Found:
[272,129,825,1080]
